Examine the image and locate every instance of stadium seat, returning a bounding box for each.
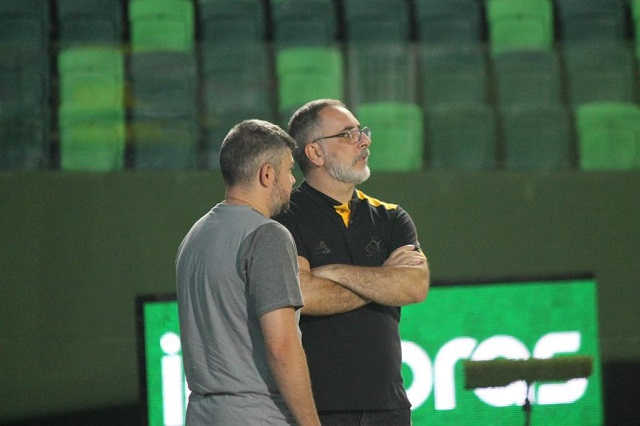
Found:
[129,51,198,118]
[418,44,488,108]
[57,0,124,46]
[0,0,50,53]
[575,102,640,170]
[0,117,49,170]
[58,106,125,171]
[129,51,199,170]
[0,25,50,170]
[493,49,562,106]
[58,47,125,108]
[276,47,344,119]
[197,0,265,45]
[200,44,274,121]
[129,118,199,171]
[200,110,247,170]
[342,0,411,43]
[632,0,640,59]
[356,102,424,172]
[271,0,338,47]
[563,41,637,106]
[200,44,275,169]
[414,0,483,45]
[425,103,497,171]
[129,0,194,52]
[347,43,417,109]
[0,55,49,118]
[486,0,554,55]
[499,104,573,171]
[555,0,627,43]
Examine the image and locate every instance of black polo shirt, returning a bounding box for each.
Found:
[275,181,421,411]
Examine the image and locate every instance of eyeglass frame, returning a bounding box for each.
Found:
[312,126,371,145]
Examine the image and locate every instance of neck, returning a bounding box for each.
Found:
[223,193,268,217]
[305,174,356,205]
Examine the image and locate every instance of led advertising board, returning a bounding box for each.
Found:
[136,275,602,425]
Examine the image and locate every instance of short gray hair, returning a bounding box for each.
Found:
[220,119,296,187]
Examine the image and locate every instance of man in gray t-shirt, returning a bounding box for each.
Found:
[176,120,320,426]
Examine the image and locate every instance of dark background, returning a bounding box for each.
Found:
[1,170,638,425]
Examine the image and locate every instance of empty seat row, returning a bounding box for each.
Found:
[3,1,640,50]
[2,39,640,172]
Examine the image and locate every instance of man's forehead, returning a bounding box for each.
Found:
[319,105,358,126]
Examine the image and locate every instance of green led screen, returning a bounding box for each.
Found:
[136,276,602,425]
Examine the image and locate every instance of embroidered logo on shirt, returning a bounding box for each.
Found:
[313,241,332,256]
[365,237,386,257]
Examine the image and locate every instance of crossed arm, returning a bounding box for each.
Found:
[299,244,430,316]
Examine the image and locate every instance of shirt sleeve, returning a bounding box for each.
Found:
[274,209,309,260]
[240,222,304,318]
[389,206,424,254]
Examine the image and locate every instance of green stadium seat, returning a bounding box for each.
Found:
[57,0,124,46]
[58,106,125,171]
[634,0,640,59]
[0,117,49,170]
[0,55,49,118]
[200,44,275,169]
[486,0,554,55]
[58,47,125,108]
[342,0,411,43]
[0,0,50,53]
[563,41,637,106]
[347,43,417,109]
[128,51,198,170]
[197,0,265,45]
[276,47,344,119]
[200,111,247,170]
[426,103,497,171]
[414,0,483,45]
[271,0,338,47]
[418,44,488,108]
[500,104,573,171]
[575,102,640,170]
[129,118,199,170]
[555,0,627,43]
[493,49,562,106]
[200,44,274,121]
[356,102,424,172]
[0,45,50,170]
[129,52,198,118]
[129,0,194,52]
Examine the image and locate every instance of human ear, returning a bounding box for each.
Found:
[305,143,324,167]
[258,163,274,188]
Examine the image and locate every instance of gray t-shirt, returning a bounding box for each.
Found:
[176,203,303,425]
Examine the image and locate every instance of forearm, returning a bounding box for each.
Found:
[261,309,320,425]
[299,269,369,315]
[313,262,429,307]
[266,342,320,426]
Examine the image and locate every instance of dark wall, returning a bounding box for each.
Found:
[1,171,639,422]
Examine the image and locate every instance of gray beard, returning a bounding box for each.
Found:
[324,148,371,185]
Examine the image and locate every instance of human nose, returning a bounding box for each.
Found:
[359,130,371,147]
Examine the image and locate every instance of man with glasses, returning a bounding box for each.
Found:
[275,100,430,425]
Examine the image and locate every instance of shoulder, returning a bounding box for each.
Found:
[254,220,294,243]
[356,190,415,225]
[356,189,399,211]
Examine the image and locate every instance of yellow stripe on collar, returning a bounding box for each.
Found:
[356,190,398,210]
[334,203,351,227]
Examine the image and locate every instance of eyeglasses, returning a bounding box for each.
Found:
[312,126,371,145]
